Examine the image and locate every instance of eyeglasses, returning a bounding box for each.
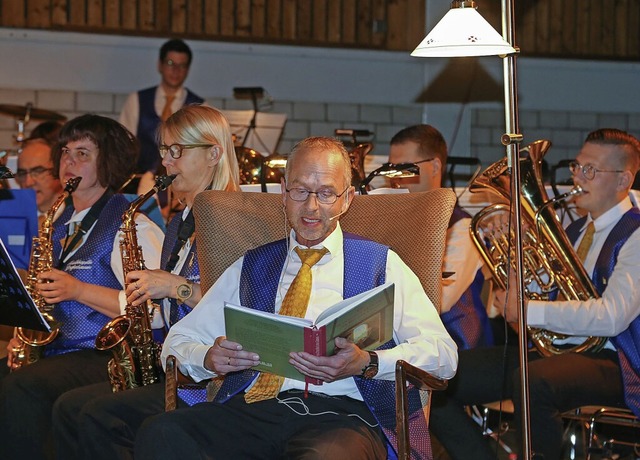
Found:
[569,161,625,181]
[285,186,350,204]
[163,59,190,70]
[159,143,214,160]
[15,166,53,182]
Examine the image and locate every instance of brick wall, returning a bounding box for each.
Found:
[471,108,640,169]
[0,87,422,172]
[4,87,640,180]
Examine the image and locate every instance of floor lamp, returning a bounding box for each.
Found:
[411,1,532,459]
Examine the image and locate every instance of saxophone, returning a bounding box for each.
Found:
[13,176,82,368]
[95,174,176,392]
[469,139,606,356]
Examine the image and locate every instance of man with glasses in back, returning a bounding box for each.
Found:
[119,38,204,177]
[16,134,63,220]
[430,128,640,460]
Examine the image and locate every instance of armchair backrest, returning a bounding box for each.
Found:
[192,188,456,312]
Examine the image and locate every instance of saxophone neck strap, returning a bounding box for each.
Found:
[58,189,114,267]
[164,209,195,273]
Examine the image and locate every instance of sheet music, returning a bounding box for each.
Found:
[220,110,287,156]
[0,238,50,331]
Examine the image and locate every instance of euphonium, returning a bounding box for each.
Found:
[95,174,176,392]
[469,139,606,357]
[13,176,82,368]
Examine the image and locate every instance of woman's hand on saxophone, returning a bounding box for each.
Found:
[36,268,83,303]
[126,270,201,308]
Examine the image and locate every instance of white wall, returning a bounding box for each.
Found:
[1,26,639,160]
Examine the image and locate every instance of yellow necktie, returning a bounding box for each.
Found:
[576,221,595,263]
[161,94,176,121]
[244,246,328,403]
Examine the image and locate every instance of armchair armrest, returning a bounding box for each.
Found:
[395,360,448,460]
[165,355,224,411]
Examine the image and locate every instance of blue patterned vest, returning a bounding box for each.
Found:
[439,205,493,350]
[47,194,130,355]
[159,213,200,334]
[136,86,204,173]
[212,234,433,460]
[566,209,640,417]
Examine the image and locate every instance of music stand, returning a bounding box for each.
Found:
[222,110,287,157]
[0,238,50,331]
[0,188,38,270]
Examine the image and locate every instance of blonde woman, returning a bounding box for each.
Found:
[52,105,240,460]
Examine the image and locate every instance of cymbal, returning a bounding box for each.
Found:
[0,104,66,121]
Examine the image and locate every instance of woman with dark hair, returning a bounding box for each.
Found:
[0,114,164,460]
[51,105,240,460]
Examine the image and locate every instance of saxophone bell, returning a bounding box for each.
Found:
[95,174,175,391]
[13,176,82,369]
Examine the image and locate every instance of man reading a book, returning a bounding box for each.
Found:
[135,136,458,460]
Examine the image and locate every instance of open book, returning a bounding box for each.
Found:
[224,282,395,385]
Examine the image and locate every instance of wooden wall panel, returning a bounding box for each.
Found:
[3,0,639,59]
[27,0,52,28]
[204,0,221,36]
[104,0,121,29]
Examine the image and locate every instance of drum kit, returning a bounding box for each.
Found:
[0,103,66,186]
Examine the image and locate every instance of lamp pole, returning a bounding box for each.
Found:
[500,0,531,458]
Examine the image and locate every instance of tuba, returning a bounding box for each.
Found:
[469,139,606,357]
[13,176,82,368]
[95,174,176,392]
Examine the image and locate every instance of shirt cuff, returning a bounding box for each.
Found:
[182,344,218,382]
[117,290,128,315]
[527,300,546,327]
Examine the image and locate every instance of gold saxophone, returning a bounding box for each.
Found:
[13,176,82,368]
[95,174,176,392]
[469,139,606,356]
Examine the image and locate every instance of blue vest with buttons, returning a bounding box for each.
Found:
[159,213,200,334]
[566,209,640,418]
[211,233,433,460]
[137,86,204,173]
[439,205,493,350]
[47,194,129,355]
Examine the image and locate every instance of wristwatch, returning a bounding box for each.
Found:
[176,280,193,304]
[360,351,379,379]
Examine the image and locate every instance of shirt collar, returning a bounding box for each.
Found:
[158,85,185,100]
[585,196,633,233]
[288,222,343,258]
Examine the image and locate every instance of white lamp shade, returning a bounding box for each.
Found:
[411,6,515,57]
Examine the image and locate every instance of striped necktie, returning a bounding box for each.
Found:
[244,246,328,403]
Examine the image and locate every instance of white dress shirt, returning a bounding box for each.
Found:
[528,197,640,342]
[441,216,484,313]
[119,86,188,135]
[161,223,458,400]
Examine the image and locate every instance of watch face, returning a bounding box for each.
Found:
[362,365,378,379]
[177,284,192,299]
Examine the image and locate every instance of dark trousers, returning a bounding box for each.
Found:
[135,390,387,460]
[430,345,625,460]
[0,349,111,460]
[53,380,170,460]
